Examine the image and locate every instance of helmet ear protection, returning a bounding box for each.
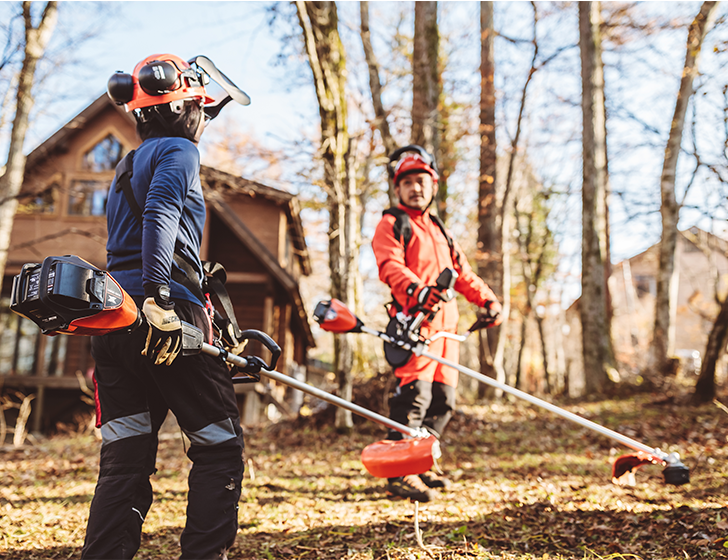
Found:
[107,72,135,105]
[138,60,198,95]
[107,54,249,122]
[387,145,439,185]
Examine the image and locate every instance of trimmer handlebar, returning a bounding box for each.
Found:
[409,268,459,333]
[181,321,281,380]
[237,329,281,370]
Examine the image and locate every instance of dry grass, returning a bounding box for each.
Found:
[1,394,727,559]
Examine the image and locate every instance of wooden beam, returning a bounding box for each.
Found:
[0,375,91,390]
[225,272,268,284]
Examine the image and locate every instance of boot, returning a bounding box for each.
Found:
[386,474,434,502]
[419,471,451,489]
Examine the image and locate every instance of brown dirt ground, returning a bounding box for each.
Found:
[1,388,727,559]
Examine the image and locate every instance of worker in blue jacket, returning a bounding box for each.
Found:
[82,54,250,560]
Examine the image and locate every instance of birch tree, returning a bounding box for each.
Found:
[0,1,57,291]
[295,0,357,430]
[579,1,617,394]
[649,0,719,376]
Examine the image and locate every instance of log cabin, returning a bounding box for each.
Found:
[0,94,314,431]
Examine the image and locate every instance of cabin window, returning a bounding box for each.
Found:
[16,182,57,214]
[82,134,123,172]
[68,180,108,216]
[0,302,68,376]
[634,274,656,298]
[0,305,38,375]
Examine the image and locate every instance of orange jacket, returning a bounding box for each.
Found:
[372,204,499,336]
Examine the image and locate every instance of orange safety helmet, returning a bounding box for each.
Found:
[108,53,214,115]
[388,145,439,186]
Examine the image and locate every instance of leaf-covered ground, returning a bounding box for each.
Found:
[1,393,727,559]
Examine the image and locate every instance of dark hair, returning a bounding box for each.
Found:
[136,100,202,142]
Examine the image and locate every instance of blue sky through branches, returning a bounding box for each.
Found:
[1,1,727,311]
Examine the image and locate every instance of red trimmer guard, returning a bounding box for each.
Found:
[361,435,439,478]
[612,451,663,484]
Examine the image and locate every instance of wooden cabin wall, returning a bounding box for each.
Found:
[206,214,267,274]
[224,198,284,262]
[7,106,137,274]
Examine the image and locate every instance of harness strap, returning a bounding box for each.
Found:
[112,151,242,338]
[382,207,461,266]
[382,207,461,312]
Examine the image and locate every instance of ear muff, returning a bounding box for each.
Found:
[138,61,180,95]
[107,72,134,105]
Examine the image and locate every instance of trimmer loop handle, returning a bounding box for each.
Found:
[237,329,281,371]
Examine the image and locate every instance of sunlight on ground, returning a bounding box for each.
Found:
[1,397,726,559]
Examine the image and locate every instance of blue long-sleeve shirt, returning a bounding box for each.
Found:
[106,137,206,306]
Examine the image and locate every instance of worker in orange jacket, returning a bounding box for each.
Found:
[372,145,502,502]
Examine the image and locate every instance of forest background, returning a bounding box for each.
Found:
[2,0,728,417]
[2,2,728,559]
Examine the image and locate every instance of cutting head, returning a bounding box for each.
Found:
[361,435,441,478]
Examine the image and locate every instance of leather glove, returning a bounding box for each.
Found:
[417,285,446,313]
[221,322,248,356]
[478,299,503,328]
[142,286,182,366]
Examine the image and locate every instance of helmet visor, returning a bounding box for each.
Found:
[189,55,250,120]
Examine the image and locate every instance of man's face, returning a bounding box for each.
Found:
[395,172,434,211]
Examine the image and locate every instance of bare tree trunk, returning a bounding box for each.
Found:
[342,138,361,412]
[535,315,551,394]
[412,1,443,218]
[477,1,501,396]
[602,76,613,335]
[515,188,553,395]
[490,3,540,397]
[360,1,398,207]
[692,294,728,404]
[296,0,355,430]
[650,1,718,376]
[579,1,617,395]
[0,1,58,292]
[515,314,526,390]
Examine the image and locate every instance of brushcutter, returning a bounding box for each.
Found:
[312,269,691,486]
[180,324,441,478]
[9,255,440,479]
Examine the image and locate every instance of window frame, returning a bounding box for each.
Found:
[15,173,62,216]
[76,127,128,173]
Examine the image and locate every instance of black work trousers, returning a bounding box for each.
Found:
[387,379,456,441]
[82,299,245,560]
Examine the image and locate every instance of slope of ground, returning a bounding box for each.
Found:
[1,394,726,559]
